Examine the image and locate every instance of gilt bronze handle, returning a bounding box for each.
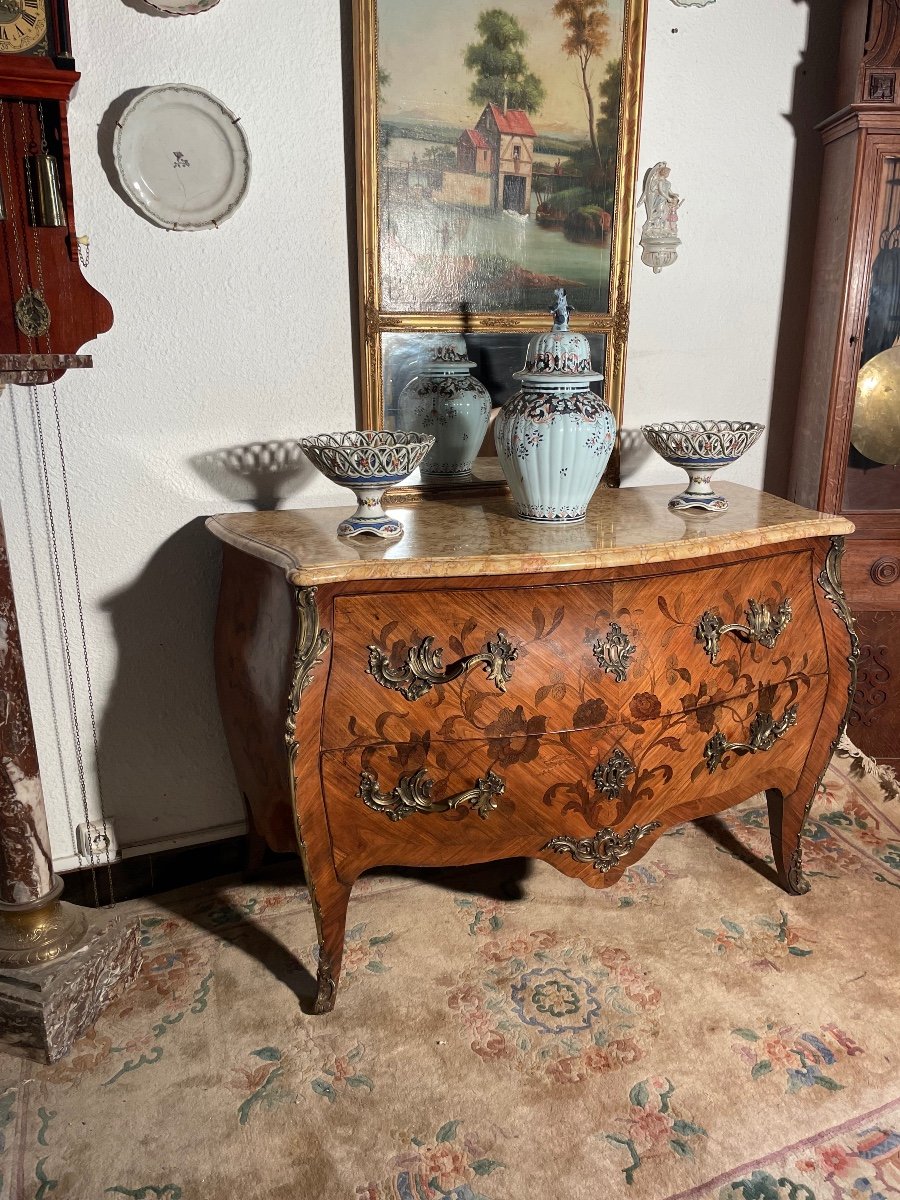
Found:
[543,822,660,871]
[592,622,637,682]
[703,704,799,773]
[367,631,518,701]
[358,767,505,821]
[592,748,635,798]
[696,598,792,664]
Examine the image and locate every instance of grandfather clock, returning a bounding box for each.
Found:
[0,0,112,385]
[791,0,900,764]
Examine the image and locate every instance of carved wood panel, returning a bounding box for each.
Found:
[848,609,899,761]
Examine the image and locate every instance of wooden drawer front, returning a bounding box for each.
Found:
[843,540,900,612]
[324,581,612,749]
[614,550,823,706]
[321,674,826,882]
[322,553,824,750]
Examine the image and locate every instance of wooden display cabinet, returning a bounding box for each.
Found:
[791,0,900,764]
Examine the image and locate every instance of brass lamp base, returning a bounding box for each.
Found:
[0,877,87,967]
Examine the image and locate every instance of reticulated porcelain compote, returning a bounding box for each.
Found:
[299,430,434,540]
[494,290,616,523]
[641,420,765,512]
[397,334,491,482]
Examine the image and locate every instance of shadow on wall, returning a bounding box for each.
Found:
[189,441,316,510]
[118,0,172,15]
[619,427,656,479]
[96,89,154,224]
[765,0,843,498]
[97,517,241,850]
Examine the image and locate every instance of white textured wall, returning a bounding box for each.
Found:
[0,0,838,869]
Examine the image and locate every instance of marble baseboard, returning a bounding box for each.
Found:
[0,907,141,1064]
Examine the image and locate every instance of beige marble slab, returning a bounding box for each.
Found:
[205,484,854,586]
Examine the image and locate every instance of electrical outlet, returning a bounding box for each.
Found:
[75,819,119,862]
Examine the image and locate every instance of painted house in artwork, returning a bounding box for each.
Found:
[475,103,535,214]
[457,128,492,176]
[436,103,536,213]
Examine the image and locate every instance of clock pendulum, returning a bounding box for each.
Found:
[0,1,140,1063]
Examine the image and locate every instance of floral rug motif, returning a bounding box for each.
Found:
[445,931,659,1081]
[0,749,897,1198]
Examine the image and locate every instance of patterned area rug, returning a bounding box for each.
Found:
[1,748,898,1200]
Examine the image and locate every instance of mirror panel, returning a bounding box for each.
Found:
[381,331,611,492]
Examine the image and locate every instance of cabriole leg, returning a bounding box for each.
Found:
[308,875,351,1014]
[766,785,812,896]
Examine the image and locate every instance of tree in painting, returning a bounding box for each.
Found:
[553,0,611,167]
[595,57,622,191]
[464,9,546,114]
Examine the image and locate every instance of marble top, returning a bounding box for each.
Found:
[206,484,854,586]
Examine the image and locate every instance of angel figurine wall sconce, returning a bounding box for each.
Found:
[637,161,684,274]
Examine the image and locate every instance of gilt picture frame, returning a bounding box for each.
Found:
[353,0,647,486]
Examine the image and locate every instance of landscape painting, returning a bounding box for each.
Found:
[376,0,629,315]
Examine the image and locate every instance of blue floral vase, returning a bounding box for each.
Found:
[494,304,616,523]
[397,335,491,482]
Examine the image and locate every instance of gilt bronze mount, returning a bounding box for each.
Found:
[592,748,635,798]
[543,822,661,871]
[358,767,506,821]
[367,631,518,701]
[704,705,799,773]
[695,597,793,664]
[592,622,637,683]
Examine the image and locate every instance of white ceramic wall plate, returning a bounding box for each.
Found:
[143,0,221,14]
[113,85,251,231]
[670,0,716,6]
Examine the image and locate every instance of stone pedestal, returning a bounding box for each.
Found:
[0,906,140,1063]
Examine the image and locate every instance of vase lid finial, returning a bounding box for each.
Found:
[550,288,572,332]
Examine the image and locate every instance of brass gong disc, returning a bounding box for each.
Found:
[851,346,900,465]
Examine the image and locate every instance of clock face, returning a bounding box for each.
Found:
[0,0,48,55]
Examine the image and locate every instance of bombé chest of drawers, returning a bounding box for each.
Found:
[207,485,857,1014]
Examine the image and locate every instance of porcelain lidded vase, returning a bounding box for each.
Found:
[494,290,616,522]
[397,334,491,482]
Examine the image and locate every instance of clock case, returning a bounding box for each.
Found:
[791,0,900,764]
[0,0,112,385]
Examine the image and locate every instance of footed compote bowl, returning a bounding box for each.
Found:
[299,430,434,540]
[641,420,764,512]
